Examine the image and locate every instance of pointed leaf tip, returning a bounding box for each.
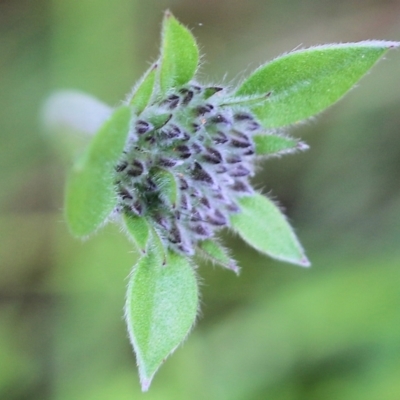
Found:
[235,41,399,128]
[160,11,199,92]
[125,248,198,390]
[230,194,309,266]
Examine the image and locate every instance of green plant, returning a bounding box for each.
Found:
[46,11,398,391]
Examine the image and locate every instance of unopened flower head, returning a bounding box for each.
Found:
[115,83,260,256]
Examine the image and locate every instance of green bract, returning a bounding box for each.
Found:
[56,10,399,390]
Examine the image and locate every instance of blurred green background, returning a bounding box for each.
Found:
[1,0,400,399]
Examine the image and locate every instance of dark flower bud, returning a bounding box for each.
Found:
[213,131,228,144]
[136,120,151,135]
[162,124,182,139]
[225,154,242,164]
[179,177,189,190]
[159,158,177,168]
[179,88,194,105]
[233,112,254,121]
[161,94,180,109]
[190,223,210,237]
[194,104,214,116]
[206,209,227,226]
[200,197,211,209]
[176,145,192,159]
[191,142,203,154]
[229,165,250,177]
[169,224,182,244]
[209,113,230,125]
[192,162,214,185]
[230,180,252,193]
[202,147,223,164]
[215,165,228,174]
[127,160,144,177]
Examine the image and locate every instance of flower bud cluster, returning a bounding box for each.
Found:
[115,84,261,255]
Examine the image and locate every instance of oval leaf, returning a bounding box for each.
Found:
[123,214,151,254]
[159,10,199,93]
[65,106,131,237]
[128,63,157,114]
[125,248,198,391]
[235,41,399,128]
[254,134,309,156]
[230,194,310,266]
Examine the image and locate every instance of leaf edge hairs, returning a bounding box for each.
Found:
[45,10,398,391]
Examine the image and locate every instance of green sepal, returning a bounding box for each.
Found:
[235,41,399,128]
[197,239,240,274]
[125,247,198,391]
[147,113,172,129]
[152,168,178,208]
[254,134,309,156]
[129,63,158,114]
[159,10,199,93]
[65,106,131,237]
[123,213,151,254]
[230,193,310,266]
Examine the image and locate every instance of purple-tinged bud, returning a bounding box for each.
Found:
[179,88,194,105]
[195,104,214,116]
[127,160,144,177]
[213,131,228,144]
[161,94,180,109]
[233,112,253,121]
[243,148,255,156]
[192,162,214,185]
[162,124,182,139]
[179,177,189,190]
[230,180,252,193]
[215,165,228,174]
[191,142,203,154]
[159,158,177,168]
[209,114,230,125]
[229,165,251,177]
[176,145,192,159]
[200,197,211,209]
[230,138,252,149]
[202,147,223,164]
[190,223,210,237]
[225,154,242,164]
[206,209,227,226]
[169,225,182,244]
[136,120,151,135]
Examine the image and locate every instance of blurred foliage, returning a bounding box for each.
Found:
[1,0,399,399]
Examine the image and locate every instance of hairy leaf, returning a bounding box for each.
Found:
[254,134,309,156]
[230,194,310,266]
[65,106,131,237]
[197,239,239,274]
[235,41,399,127]
[129,63,157,114]
[159,10,199,93]
[125,248,198,391]
[123,214,151,254]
